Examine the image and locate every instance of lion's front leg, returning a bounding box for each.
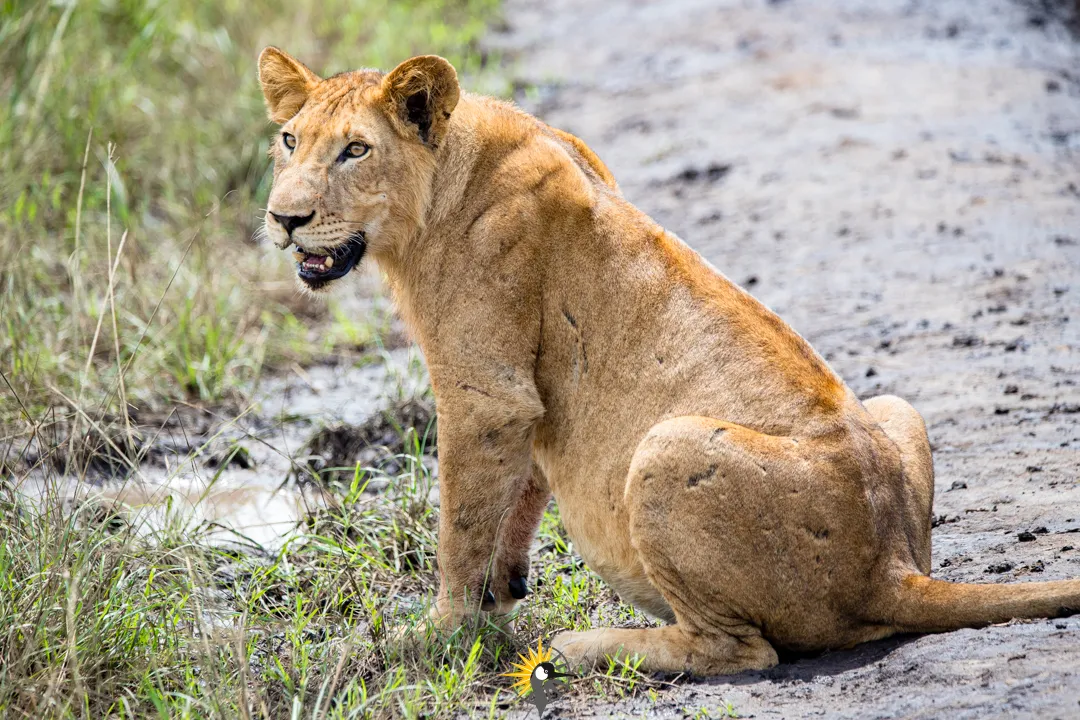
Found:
[428,375,544,628]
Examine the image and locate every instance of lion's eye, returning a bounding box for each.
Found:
[282,132,297,150]
[341,142,370,161]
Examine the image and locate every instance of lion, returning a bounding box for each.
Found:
[257,48,1080,674]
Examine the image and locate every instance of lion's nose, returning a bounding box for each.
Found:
[270,211,315,236]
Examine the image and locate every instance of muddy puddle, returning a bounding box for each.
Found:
[15,346,430,552]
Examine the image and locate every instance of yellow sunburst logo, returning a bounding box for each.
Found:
[502,638,553,697]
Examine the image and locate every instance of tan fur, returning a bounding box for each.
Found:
[258,50,1080,675]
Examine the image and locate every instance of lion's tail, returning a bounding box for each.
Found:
[888,574,1080,632]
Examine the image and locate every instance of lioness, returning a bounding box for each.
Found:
[257,48,1080,674]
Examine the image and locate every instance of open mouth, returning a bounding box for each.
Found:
[290,233,367,288]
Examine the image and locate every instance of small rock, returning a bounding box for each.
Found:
[1018,531,1037,542]
[985,561,1015,574]
[932,514,960,527]
[706,163,731,181]
[949,481,968,491]
[953,334,982,348]
[676,163,732,184]
[865,367,878,378]
[1004,385,1019,395]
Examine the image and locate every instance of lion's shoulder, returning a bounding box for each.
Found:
[460,93,618,193]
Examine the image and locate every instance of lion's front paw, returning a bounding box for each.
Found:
[388,601,516,653]
[385,597,473,649]
[429,597,468,630]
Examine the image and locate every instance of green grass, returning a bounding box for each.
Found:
[0,427,674,718]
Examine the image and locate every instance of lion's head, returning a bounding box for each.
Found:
[257,48,460,291]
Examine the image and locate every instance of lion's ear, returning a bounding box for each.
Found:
[381,55,460,147]
[258,47,321,124]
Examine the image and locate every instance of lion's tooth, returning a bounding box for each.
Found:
[292,251,305,262]
[324,257,334,268]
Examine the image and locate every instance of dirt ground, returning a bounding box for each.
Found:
[487,0,1080,717]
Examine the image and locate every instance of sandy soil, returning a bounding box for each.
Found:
[487,0,1080,717]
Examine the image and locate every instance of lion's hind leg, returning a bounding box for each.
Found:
[554,415,877,673]
[863,395,934,574]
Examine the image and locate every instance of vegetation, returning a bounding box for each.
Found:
[0,430,664,717]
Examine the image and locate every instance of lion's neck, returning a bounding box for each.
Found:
[375,91,623,358]
[378,94,576,335]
